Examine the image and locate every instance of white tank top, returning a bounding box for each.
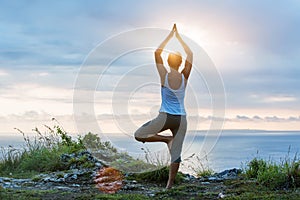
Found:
[159,73,186,115]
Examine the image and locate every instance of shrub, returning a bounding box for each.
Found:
[244,152,300,190]
[257,162,288,190]
[82,132,117,153]
[0,123,86,177]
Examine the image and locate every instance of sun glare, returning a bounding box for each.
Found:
[177,23,211,46]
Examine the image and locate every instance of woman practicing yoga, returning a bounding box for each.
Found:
[134,24,193,189]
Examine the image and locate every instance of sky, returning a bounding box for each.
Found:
[0,0,300,135]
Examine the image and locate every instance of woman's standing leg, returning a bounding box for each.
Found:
[166,115,187,189]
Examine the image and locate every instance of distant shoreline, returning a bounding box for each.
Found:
[1,129,299,137]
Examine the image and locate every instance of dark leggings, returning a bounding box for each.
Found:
[134,112,187,163]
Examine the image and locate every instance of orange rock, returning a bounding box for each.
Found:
[95,167,123,194]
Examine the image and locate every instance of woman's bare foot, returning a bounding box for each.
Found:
[166,162,180,189]
[165,185,173,189]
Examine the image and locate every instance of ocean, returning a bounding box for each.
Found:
[1,130,300,173]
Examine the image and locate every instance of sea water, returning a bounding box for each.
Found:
[1,130,299,173]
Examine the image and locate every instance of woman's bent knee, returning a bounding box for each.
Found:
[134,130,141,139]
[134,136,145,143]
[134,130,144,142]
[134,135,142,141]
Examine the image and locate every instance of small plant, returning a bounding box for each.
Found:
[184,154,214,177]
[31,175,42,182]
[142,147,169,168]
[0,146,22,173]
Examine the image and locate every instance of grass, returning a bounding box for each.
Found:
[0,188,151,200]
[243,149,300,190]
[223,179,300,200]
[2,179,300,200]
[142,147,170,168]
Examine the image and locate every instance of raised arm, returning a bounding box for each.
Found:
[155,25,175,83]
[175,27,193,80]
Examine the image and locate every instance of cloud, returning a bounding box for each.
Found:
[262,96,297,103]
[0,83,73,102]
[31,72,50,77]
[231,115,300,123]
[236,115,251,121]
[0,70,9,76]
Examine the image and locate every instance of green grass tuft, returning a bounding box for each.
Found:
[128,166,184,184]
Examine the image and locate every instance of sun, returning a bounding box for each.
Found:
[176,23,210,45]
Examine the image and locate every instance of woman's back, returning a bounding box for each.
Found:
[160,72,186,115]
[163,71,184,90]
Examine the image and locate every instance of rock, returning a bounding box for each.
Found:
[0,150,104,191]
[199,168,241,183]
[149,193,156,197]
[55,186,73,191]
[208,177,222,181]
[70,174,78,180]
[215,168,241,179]
[63,173,70,179]
[2,177,11,182]
[60,153,72,162]
[218,192,226,198]
[72,184,80,187]
[201,181,211,185]
[60,150,102,170]
[122,180,143,191]
[183,173,197,182]
[95,162,102,168]
[41,173,66,183]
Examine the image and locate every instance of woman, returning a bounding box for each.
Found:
[134,24,193,189]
